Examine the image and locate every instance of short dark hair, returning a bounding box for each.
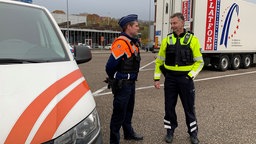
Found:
[121,21,137,31]
[170,12,185,21]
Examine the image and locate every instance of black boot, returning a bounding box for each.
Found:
[190,135,199,144]
[124,132,143,141]
[165,130,174,143]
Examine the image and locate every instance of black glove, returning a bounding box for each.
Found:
[104,77,122,95]
[104,77,114,89]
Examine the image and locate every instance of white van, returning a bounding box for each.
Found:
[0,0,102,143]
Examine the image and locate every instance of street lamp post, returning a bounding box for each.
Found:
[107,12,110,25]
[148,0,151,43]
[66,0,69,43]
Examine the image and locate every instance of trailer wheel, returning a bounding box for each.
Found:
[231,55,241,70]
[218,55,229,71]
[241,54,251,69]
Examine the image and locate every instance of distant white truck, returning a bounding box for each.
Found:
[155,0,256,71]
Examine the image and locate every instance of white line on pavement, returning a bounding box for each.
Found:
[139,60,155,70]
[194,70,256,82]
[92,85,108,96]
[93,70,256,97]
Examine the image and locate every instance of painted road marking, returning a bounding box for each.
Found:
[93,70,256,97]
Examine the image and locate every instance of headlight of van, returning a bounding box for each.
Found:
[53,109,101,144]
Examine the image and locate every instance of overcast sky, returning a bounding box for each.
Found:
[32,0,155,21]
[246,0,256,3]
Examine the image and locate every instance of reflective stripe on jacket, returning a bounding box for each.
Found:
[111,36,141,73]
[111,36,139,59]
[154,31,204,80]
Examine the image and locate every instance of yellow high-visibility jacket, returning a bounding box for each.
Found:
[154,31,204,81]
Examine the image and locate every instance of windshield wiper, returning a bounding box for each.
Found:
[0,58,47,64]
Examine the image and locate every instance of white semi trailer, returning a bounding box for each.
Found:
[154,0,256,71]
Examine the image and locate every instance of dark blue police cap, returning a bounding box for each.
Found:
[118,14,138,28]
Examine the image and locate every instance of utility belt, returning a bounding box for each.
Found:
[104,78,135,95]
[160,65,189,77]
[165,69,189,76]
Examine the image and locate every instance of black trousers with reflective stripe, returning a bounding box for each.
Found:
[164,73,198,136]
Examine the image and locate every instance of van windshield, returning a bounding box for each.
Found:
[0,3,69,63]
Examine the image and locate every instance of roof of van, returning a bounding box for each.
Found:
[0,0,46,10]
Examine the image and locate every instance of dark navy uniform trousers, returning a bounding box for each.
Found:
[110,80,136,144]
[163,73,198,136]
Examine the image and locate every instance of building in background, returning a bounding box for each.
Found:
[50,13,120,48]
[52,13,87,25]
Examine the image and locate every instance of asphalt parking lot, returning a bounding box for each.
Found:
[79,50,256,144]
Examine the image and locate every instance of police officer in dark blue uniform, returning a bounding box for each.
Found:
[105,14,143,144]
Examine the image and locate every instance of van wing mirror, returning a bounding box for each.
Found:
[74,45,92,64]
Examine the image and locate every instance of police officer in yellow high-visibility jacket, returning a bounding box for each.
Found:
[154,13,204,144]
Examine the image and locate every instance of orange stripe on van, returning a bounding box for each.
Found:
[5,69,83,144]
[31,81,89,143]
